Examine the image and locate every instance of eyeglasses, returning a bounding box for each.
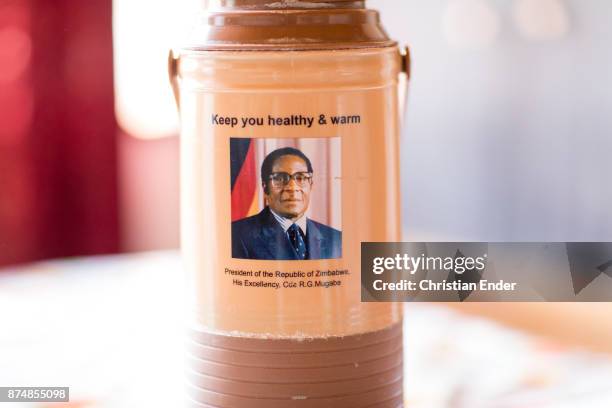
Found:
[268,172,313,188]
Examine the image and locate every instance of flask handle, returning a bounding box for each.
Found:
[399,46,411,127]
[168,49,180,111]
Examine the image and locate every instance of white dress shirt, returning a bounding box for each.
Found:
[270,209,308,236]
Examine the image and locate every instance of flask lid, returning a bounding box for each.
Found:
[207,0,365,9]
[183,0,395,51]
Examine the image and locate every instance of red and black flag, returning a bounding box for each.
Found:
[230,138,258,221]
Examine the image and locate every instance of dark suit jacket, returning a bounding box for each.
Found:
[232,207,342,260]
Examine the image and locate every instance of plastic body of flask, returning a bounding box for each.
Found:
[170,1,409,406]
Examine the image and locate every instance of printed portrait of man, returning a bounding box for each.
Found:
[232,147,342,260]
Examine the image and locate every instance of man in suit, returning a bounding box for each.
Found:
[232,147,342,260]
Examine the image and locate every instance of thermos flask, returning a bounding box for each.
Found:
[169,1,409,406]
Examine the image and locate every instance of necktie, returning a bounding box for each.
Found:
[287,224,307,260]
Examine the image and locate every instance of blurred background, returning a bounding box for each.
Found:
[1,0,612,407]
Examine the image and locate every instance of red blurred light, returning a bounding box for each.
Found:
[0,82,33,144]
[0,26,31,84]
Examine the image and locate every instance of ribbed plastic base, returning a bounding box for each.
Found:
[185,323,404,408]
